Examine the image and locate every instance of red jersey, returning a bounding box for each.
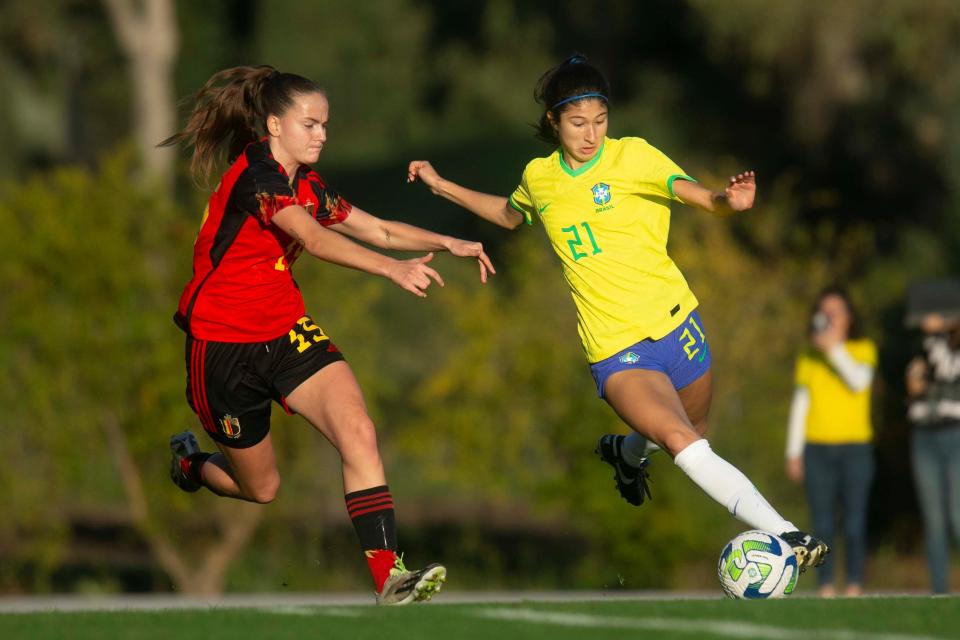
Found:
[176,139,352,342]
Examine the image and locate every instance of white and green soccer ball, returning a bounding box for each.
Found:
[717,530,798,599]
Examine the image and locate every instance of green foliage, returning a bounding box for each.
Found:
[0,148,185,589]
[4,595,960,639]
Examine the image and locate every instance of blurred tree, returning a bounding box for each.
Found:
[102,0,179,185]
[689,0,960,260]
[0,151,264,594]
[0,0,78,172]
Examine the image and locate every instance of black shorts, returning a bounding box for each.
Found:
[185,315,345,448]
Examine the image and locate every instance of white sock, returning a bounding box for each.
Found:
[622,433,661,465]
[673,439,796,534]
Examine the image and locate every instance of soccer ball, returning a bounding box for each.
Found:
[717,530,798,599]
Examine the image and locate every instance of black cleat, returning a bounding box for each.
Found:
[169,431,202,493]
[595,434,652,506]
[780,530,830,572]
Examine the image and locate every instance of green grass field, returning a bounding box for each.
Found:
[1,596,957,640]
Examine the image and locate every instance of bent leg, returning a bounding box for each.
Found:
[284,360,386,494]
[619,370,712,462]
[604,369,794,534]
[285,360,405,593]
[206,435,282,503]
[604,368,702,456]
[678,369,713,436]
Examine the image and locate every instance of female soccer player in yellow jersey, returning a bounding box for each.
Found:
[408,54,828,572]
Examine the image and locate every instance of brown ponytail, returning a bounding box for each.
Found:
[159,65,323,184]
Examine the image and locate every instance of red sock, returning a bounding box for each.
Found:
[365,549,398,592]
[345,485,399,591]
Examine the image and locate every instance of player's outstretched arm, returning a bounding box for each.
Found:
[272,205,444,298]
[336,206,495,283]
[673,171,756,217]
[407,160,524,230]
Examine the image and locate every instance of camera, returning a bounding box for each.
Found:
[811,311,830,333]
[905,278,960,328]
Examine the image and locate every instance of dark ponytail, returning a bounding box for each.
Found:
[533,54,611,144]
[159,65,323,184]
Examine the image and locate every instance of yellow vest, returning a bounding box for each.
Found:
[795,339,877,444]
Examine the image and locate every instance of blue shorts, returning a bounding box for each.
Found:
[589,309,711,398]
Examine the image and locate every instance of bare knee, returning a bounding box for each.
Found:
[662,427,702,458]
[244,473,281,504]
[335,415,380,460]
[693,418,709,437]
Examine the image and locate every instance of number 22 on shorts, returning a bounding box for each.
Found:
[679,315,707,361]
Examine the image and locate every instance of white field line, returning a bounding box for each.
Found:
[266,606,362,617]
[0,591,713,612]
[0,591,948,614]
[477,608,951,640]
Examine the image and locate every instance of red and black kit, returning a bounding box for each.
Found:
[178,139,350,447]
[176,138,351,341]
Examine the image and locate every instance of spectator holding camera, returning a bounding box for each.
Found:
[785,286,877,597]
[906,311,960,594]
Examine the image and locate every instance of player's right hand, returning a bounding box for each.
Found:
[387,252,444,298]
[407,160,442,193]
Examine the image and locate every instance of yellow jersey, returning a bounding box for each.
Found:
[794,339,877,444]
[509,136,698,363]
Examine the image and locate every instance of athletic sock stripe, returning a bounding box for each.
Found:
[348,502,395,519]
[347,494,392,508]
[345,492,391,508]
[347,497,394,515]
[345,484,389,499]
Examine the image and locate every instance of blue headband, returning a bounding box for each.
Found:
[551,92,608,110]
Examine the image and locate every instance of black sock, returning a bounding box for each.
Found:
[184,452,212,485]
[345,484,397,550]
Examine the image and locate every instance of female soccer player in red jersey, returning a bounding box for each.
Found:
[161,65,494,604]
[408,55,828,572]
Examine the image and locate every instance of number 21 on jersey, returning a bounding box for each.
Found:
[561,222,602,261]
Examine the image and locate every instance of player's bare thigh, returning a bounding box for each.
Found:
[213,434,281,503]
[284,360,385,491]
[603,368,703,456]
[678,369,712,435]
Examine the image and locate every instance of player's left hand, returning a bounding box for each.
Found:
[725,171,756,211]
[446,239,496,284]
